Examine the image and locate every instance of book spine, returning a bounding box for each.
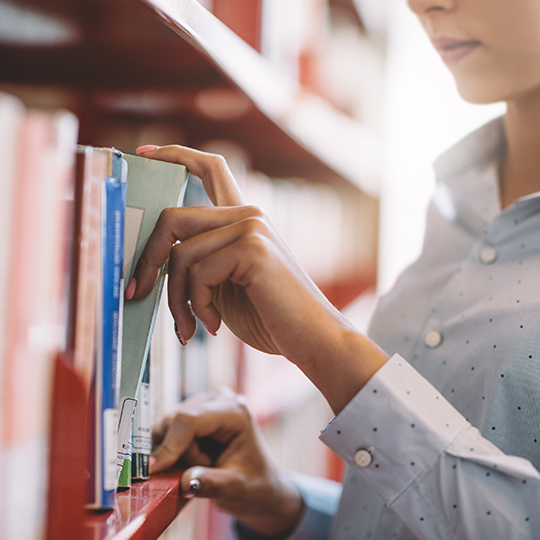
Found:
[96,173,126,507]
[132,353,151,481]
[86,170,105,510]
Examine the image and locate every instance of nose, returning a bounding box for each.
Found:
[408,0,455,15]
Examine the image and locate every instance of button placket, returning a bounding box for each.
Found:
[479,246,498,265]
[424,330,443,349]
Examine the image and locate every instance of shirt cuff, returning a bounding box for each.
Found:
[319,354,469,505]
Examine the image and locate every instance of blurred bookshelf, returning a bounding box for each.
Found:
[0,0,383,538]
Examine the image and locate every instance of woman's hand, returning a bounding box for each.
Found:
[130,145,389,414]
[151,388,304,538]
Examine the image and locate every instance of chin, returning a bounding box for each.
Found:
[454,77,507,105]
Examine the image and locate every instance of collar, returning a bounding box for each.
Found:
[433,116,507,183]
[432,116,540,231]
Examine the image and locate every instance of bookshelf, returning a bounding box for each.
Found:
[84,471,187,540]
[0,0,380,538]
[1,0,380,307]
[0,0,380,193]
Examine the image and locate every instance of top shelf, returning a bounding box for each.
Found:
[0,0,381,194]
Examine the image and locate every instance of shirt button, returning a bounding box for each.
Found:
[425,330,443,349]
[354,448,373,468]
[480,246,498,264]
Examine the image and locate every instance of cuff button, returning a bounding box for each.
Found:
[354,448,373,468]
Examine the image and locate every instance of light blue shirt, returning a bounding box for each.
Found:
[240,117,540,539]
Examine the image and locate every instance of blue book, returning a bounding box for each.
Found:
[86,148,127,509]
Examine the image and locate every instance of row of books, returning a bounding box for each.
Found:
[0,92,82,540]
[0,92,188,539]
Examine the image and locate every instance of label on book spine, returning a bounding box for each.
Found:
[103,408,118,491]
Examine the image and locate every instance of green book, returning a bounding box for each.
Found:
[116,153,188,483]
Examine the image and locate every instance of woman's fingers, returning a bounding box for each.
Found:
[167,214,274,340]
[151,391,251,474]
[171,237,280,351]
[131,206,264,300]
[136,145,246,207]
[151,415,172,447]
[150,414,194,473]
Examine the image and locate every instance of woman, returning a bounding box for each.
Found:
[128,0,540,538]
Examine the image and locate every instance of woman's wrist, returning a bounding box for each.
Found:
[238,476,304,539]
[299,328,390,415]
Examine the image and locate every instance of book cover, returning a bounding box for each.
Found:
[86,148,127,509]
[117,153,188,480]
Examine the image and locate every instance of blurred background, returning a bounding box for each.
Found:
[0,0,505,538]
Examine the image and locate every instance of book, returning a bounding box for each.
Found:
[132,352,151,481]
[117,153,188,480]
[0,92,26,540]
[86,148,127,509]
[0,93,25,461]
[73,147,107,392]
[2,105,78,540]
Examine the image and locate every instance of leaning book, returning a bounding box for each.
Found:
[117,153,188,482]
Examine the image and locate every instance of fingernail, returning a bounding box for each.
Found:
[136,145,160,154]
[125,278,137,300]
[183,478,200,499]
[174,321,187,346]
[202,322,217,337]
[149,456,156,473]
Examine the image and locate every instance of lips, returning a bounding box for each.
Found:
[431,37,481,64]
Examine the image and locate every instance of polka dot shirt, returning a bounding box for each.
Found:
[317,118,540,540]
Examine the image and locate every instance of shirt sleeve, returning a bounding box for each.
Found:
[319,354,540,540]
[235,472,342,540]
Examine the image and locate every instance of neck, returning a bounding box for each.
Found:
[501,89,540,208]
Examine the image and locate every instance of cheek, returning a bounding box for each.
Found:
[454,0,540,103]
[451,37,540,104]
[452,54,540,104]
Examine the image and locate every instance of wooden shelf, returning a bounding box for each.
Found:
[0,0,381,194]
[84,471,187,540]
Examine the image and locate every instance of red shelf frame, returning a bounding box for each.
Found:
[84,471,187,540]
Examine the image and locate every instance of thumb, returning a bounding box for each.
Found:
[181,465,241,500]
